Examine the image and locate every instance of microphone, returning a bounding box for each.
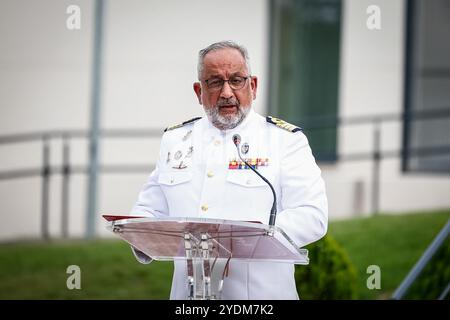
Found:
[232,134,241,146]
[232,134,278,227]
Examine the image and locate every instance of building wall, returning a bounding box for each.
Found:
[325,0,450,218]
[0,0,269,239]
[0,0,94,239]
[0,0,449,240]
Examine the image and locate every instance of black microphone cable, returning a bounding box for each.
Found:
[232,134,278,227]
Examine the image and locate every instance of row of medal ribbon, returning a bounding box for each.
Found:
[228,158,269,170]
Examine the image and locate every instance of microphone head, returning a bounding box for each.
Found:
[232,134,241,146]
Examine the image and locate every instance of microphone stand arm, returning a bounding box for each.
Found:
[235,145,278,228]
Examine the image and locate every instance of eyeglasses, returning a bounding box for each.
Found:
[204,76,250,91]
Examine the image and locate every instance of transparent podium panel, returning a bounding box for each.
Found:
[103,215,308,264]
[104,215,308,299]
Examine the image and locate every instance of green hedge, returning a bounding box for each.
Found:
[295,235,358,299]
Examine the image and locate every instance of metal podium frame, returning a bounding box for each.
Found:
[103,215,309,300]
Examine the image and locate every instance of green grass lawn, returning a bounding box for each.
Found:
[329,209,450,299]
[0,240,173,299]
[0,209,448,299]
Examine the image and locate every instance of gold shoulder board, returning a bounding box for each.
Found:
[266,116,302,133]
[164,117,202,132]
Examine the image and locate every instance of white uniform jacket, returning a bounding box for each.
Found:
[131,109,328,300]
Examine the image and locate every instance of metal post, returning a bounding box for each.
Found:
[438,282,450,300]
[41,136,50,240]
[392,220,450,299]
[86,0,105,238]
[61,135,70,238]
[371,121,381,214]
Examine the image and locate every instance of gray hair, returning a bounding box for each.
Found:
[197,41,252,80]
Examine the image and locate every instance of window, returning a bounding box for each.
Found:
[269,0,342,162]
[403,0,450,173]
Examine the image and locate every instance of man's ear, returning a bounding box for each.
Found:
[250,76,258,100]
[193,82,202,104]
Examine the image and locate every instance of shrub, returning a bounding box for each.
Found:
[295,235,358,299]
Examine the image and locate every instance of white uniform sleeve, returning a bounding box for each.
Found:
[129,135,170,264]
[130,134,170,218]
[130,164,169,218]
[276,131,328,248]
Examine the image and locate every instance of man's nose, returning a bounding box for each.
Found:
[220,81,234,99]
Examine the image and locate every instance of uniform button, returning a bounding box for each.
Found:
[214,140,221,146]
[170,178,174,184]
[207,171,214,178]
[201,205,209,212]
[246,179,252,185]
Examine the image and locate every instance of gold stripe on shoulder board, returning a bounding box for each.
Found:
[164,117,202,132]
[266,116,302,133]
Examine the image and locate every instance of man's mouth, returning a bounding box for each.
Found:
[219,105,237,111]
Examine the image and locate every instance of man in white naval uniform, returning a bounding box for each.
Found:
[130,41,328,300]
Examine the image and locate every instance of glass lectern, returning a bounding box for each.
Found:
[103,215,308,300]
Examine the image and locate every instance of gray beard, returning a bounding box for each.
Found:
[204,105,251,130]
